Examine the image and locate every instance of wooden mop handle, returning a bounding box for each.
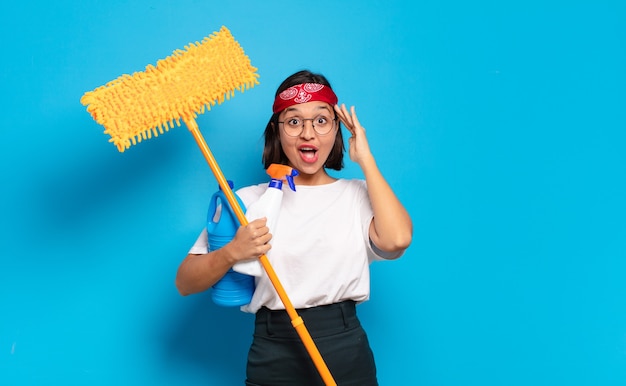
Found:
[184,118,336,386]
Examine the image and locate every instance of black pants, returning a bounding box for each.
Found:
[245,301,378,386]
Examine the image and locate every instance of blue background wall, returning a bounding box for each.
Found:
[2,1,625,385]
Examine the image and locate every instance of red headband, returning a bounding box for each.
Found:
[272,83,338,114]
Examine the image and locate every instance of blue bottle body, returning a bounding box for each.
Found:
[207,181,255,306]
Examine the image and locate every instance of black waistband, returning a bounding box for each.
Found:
[254,301,359,338]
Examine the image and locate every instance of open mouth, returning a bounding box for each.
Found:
[298,146,318,162]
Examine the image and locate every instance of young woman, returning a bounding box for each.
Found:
[176,70,413,385]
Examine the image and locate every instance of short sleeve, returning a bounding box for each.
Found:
[188,228,209,254]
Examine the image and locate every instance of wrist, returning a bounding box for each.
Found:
[218,243,238,266]
[358,154,377,171]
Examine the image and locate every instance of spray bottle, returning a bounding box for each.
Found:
[233,164,299,277]
[207,181,255,306]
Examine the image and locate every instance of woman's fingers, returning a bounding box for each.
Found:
[349,106,363,133]
[335,104,356,135]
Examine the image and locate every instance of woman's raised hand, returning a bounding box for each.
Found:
[334,104,374,166]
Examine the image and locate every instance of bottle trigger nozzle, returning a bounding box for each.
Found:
[286,169,299,191]
[266,164,299,192]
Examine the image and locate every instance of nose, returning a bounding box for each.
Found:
[300,119,316,138]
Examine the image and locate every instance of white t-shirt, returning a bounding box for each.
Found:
[189,179,403,313]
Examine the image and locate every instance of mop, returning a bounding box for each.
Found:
[81,26,336,386]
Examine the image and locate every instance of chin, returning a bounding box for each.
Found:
[291,161,327,177]
[296,164,323,175]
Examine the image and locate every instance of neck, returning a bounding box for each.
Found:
[293,170,336,186]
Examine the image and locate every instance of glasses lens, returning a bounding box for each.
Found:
[312,115,333,135]
[282,118,302,136]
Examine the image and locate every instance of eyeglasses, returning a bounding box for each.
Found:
[277,115,337,137]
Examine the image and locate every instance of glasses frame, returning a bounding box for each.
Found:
[277,115,337,137]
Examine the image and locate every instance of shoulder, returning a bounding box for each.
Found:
[337,178,367,194]
[236,183,267,208]
[296,178,367,196]
[322,179,369,204]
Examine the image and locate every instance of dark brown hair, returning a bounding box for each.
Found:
[262,70,345,170]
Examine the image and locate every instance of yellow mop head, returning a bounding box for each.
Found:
[80,26,259,152]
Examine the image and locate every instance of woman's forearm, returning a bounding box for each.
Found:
[361,155,413,254]
[175,246,236,296]
[176,218,271,295]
